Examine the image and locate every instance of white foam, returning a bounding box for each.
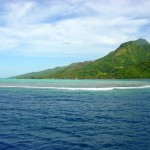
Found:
[0,85,150,91]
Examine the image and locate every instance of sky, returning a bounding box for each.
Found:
[0,0,150,77]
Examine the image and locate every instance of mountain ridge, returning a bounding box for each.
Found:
[14,38,150,79]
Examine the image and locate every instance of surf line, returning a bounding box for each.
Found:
[0,85,150,91]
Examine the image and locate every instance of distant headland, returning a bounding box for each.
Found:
[14,38,150,79]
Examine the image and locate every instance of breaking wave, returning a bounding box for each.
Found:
[0,85,150,91]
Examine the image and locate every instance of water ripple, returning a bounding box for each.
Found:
[0,88,150,150]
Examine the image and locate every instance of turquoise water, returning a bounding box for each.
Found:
[0,79,150,149]
[0,79,150,90]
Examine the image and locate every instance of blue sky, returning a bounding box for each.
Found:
[0,0,150,77]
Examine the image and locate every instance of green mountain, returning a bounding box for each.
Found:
[15,38,150,79]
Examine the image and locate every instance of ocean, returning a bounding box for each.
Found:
[0,79,150,150]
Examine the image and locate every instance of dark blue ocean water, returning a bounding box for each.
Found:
[0,79,150,150]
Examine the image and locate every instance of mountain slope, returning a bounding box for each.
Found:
[14,38,150,79]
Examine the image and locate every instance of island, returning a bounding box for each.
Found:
[14,38,150,79]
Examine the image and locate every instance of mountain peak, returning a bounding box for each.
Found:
[134,38,149,45]
[119,38,149,49]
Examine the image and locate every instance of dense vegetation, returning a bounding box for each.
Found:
[14,38,150,79]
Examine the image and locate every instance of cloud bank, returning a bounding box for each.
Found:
[0,0,149,57]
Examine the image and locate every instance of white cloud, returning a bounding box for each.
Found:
[0,0,149,58]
